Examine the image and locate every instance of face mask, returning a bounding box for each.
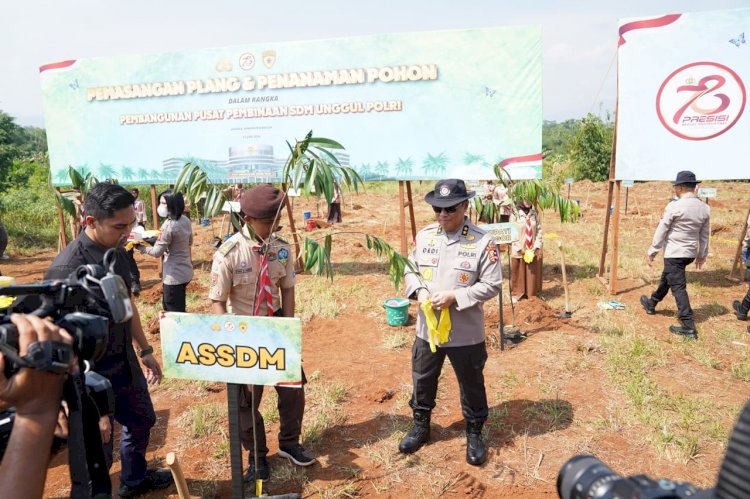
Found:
[157,205,169,218]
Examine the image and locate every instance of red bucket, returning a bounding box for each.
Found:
[305,219,317,231]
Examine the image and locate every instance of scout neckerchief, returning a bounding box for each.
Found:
[524,214,534,249]
[419,300,451,353]
[252,244,274,316]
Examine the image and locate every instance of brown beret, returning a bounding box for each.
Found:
[239,184,284,219]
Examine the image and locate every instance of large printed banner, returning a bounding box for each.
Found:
[160,312,302,386]
[41,27,542,186]
[616,8,749,180]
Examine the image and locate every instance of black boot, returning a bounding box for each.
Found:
[466,421,487,466]
[399,410,430,454]
[669,321,697,339]
[732,300,749,321]
[640,295,656,315]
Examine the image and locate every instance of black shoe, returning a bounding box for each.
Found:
[732,300,748,321]
[398,410,430,454]
[466,421,487,466]
[278,444,316,467]
[117,468,173,498]
[669,324,697,339]
[243,456,270,481]
[640,295,655,315]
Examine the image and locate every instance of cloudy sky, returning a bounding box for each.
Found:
[1,0,747,127]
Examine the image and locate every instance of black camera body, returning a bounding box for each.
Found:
[557,455,711,499]
[0,249,132,496]
[0,249,132,376]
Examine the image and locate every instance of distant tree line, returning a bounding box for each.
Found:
[0,110,49,192]
[542,112,614,184]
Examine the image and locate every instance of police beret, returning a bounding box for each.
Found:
[240,184,285,219]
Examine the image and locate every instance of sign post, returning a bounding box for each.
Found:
[564,178,574,200]
[480,223,519,351]
[160,313,302,498]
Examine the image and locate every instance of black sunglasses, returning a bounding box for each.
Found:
[432,204,462,214]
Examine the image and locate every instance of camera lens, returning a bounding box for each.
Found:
[557,455,621,499]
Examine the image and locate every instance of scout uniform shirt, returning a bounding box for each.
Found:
[509,209,543,258]
[648,194,710,259]
[209,230,295,316]
[404,218,502,347]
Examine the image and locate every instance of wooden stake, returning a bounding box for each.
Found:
[558,240,571,313]
[598,180,615,278]
[609,180,622,294]
[166,452,191,499]
[283,186,302,272]
[398,181,407,254]
[149,184,159,230]
[150,185,162,278]
[405,181,417,243]
[55,188,68,251]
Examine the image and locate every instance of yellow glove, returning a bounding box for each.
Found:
[523,249,535,264]
[419,300,452,353]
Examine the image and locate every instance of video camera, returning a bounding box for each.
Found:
[0,248,132,497]
[557,399,750,499]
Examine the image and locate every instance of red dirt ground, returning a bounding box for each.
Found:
[1,180,749,498]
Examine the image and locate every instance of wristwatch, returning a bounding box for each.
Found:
[138,345,154,358]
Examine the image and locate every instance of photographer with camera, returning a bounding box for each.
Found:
[45,183,172,497]
[0,313,73,498]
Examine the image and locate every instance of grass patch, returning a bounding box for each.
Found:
[302,376,348,446]
[178,403,225,438]
[260,390,280,424]
[382,329,410,349]
[730,357,750,381]
[0,187,60,253]
[599,330,730,462]
[295,276,339,320]
[522,397,573,431]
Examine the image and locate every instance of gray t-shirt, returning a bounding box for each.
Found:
[143,215,193,285]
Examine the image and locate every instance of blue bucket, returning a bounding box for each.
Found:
[383,298,410,326]
[303,211,312,220]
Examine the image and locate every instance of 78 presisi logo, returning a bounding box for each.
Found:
[656,61,746,140]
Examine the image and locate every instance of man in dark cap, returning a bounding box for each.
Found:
[208,184,315,483]
[401,178,502,465]
[640,171,710,339]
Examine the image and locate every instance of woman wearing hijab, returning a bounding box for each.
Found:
[509,199,543,302]
[137,190,193,312]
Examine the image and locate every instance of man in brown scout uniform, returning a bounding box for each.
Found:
[401,178,502,465]
[640,171,710,339]
[209,184,315,482]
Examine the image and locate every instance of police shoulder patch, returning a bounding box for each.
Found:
[218,237,239,256]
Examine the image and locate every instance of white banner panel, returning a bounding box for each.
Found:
[616,8,749,180]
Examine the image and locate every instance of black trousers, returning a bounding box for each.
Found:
[740,265,750,313]
[409,337,488,423]
[651,257,695,326]
[162,282,187,312]
[125,249,140,283]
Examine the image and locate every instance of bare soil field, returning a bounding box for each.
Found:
[2,180,749,498]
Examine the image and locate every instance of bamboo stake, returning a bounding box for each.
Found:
[166,452,191,499]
